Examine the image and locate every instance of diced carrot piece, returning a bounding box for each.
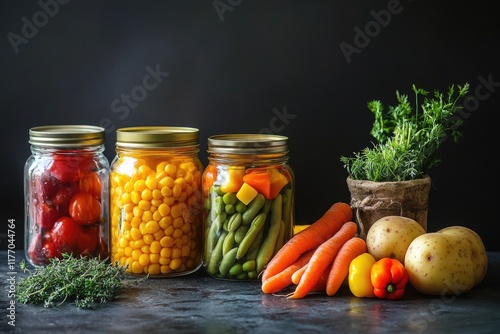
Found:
[202,164,217,197]
[269,167,289,199]
[243,170,271,199]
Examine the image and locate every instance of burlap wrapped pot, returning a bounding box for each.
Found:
[346,175,431,239]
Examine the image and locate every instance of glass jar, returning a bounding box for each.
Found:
[24,125,110,267]
[110,126,204,277]
[202,134,295,280]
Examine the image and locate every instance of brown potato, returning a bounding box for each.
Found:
[404,226,488,295]
[366,215,425,264]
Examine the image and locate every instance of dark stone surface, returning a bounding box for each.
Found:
[2,251,500,333]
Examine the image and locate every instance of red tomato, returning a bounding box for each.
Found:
[78,225,99,256]
[52,182,78,216]
[27,232,48,265]
[79,172,102,198]
[49,154,96,183]
[49,216,83,256]
[35,202,59,230]
[68,192,102,225]
[35,172,59,203]
[41,240,60,261]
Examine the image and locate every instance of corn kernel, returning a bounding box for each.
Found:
[143,234,154,245]
[148,264,160,275]
[160,236,175,248]
[150,241,161,254]
[169,258,182,271]
[139,253,150,266]
[145,220,160,234]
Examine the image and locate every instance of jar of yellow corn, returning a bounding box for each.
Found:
[202,134,295,280]
[110,126,203,277]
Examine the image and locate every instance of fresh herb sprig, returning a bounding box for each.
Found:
[341,83,470,182]
[17,253,147,309]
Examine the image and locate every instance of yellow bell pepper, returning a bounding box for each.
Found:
[220,166,245,193]
[236,182,258,205]
[348,252,376,298]
[293,225,310,235]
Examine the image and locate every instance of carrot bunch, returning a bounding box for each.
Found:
[261,202,367,298]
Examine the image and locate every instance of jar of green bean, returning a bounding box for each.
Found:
[202,134,295,280]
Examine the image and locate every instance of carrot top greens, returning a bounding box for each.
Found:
[341,83,470,182]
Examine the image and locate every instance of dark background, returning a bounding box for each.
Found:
[1,1,499,251]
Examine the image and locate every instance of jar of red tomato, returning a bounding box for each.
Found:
[202,134,295,280]
[24,125,110,267]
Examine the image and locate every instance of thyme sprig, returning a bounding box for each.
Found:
[341,83,470,182]
[17,253,147,309]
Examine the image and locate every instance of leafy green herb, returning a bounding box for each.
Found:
[341,83,470,181]
[17,253,147,309]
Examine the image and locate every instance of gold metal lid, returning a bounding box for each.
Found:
[29,125,105,147]
[116,126,199,148]
[207,134,288,155]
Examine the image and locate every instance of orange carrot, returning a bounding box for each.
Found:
[288,221,358,299]
[261,202,352,282]
[291,264,307,285]
[261,249,315,294]
[310,263,333,292]
[325,236,367,296]
[291,222,358,286]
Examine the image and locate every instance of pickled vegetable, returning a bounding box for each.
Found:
[110,157,203,276]
[26,152,108,266]
[203,165,293,280]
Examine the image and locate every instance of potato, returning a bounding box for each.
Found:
[404,226,488,296]
[366,215,426,264]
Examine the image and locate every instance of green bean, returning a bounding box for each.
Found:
[204,197,212,211]
[214,185,225,196]
[242,260,256,272]
[219,247,238,277]
[235,201,247,213]
[207,230,227,275]
[236,272,248,280]
[234,225,248,244]
[227,212,242,232]
[264,198,272,215]
[222,217,230,232]
[214,195,224,215]
[229,263,244,276]
[203,219,213,264]
[282,188,293,238]
[222,231,235,255]
[223,192,237,205]
[236,212,267,259]
[206,212,226,255]
[225,203,236,215]
[247,270,258,279]
[242,194,265,225]
[273,219,286,256]
[256,194,283,273]
[245,226,264,261]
